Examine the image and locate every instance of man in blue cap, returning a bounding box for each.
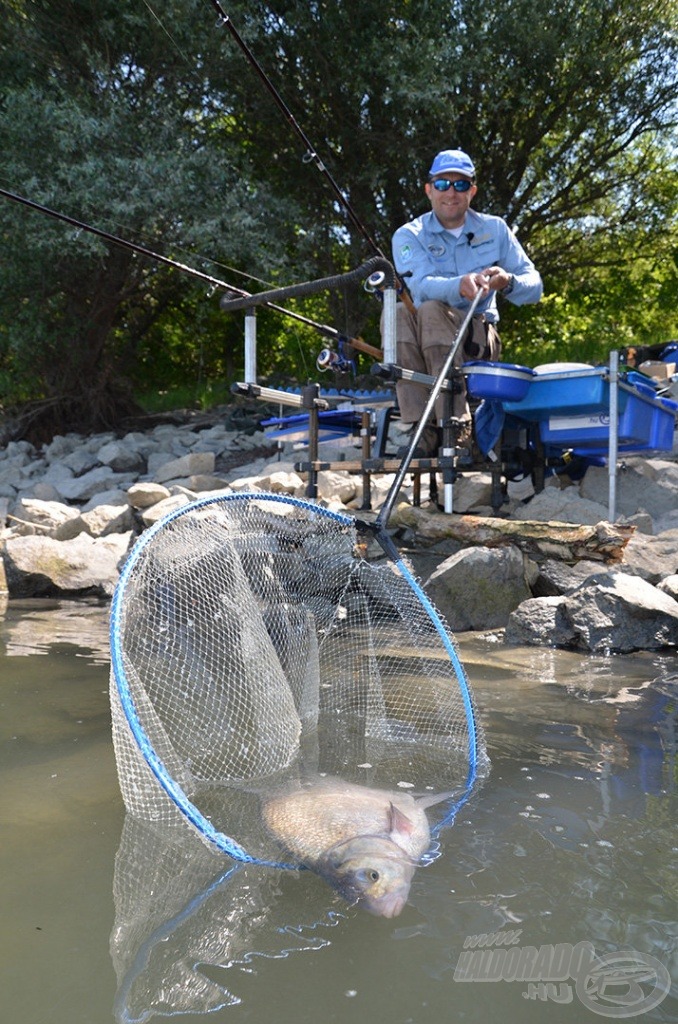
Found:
[391,148,543,455]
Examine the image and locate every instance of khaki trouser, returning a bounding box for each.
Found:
[394,300,501,425]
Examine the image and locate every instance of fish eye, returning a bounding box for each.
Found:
[368,870,380,882]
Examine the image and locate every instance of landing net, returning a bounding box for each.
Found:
[110,492,486,866]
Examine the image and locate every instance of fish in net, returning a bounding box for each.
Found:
[109,491,488,913]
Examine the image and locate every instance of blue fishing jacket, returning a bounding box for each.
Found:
[392,208,543,323]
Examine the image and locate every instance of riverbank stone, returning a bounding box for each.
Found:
[0,403,677,654]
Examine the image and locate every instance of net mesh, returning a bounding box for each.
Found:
[110,493,485,864]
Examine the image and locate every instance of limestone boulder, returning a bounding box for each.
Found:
[425,544,533,631]
[8,498,84,541]
[1,532,134,598]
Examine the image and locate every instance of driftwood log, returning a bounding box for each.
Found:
[390,505,635,564]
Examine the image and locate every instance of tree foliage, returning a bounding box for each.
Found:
[0,0,305,438]
[0,0,676,439]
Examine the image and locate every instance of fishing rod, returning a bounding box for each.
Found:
[207,0,382,257]
[206,0,415,315]
[0,185,382,358]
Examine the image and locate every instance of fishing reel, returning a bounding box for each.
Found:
[365,268,413,308]
[316,338,356,374]
[364,270,387,299]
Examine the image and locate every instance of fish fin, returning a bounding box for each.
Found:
[388,801,416,838]
[414,789,460,811]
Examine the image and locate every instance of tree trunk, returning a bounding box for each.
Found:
[390,504,635,564]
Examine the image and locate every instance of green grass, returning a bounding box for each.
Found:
[135,380,234,414]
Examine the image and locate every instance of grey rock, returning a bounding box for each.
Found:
[317,470,355,503]
[657,574,678,602]
[621,529,678,583]
[655,509,678,534]
[140,493,191,526]
[182,474,230,493]
[127,481,172,509]
[81,503,135,538]
[426,544,532,631]
[147,451,176,475]
[8,498,84,541]
[532,559,607,597]
[29,482,62,502]
[453,473,494,514]
[61,448,100,476]
[18,457,47,480]
[505,595,576,647]
[42,433,87,461]
[1,531,134,598]
[619,511,655,535]
[54,466,136,502]
[0,453,32,478]
[167,484,199,501]
[42,462,75,487]
[511,483,610,526]
[120,431,160,458]
[160,474,229,494]
[83,432,117,454]
[154,451,216,484]
[565,571,678,653]
[82,489,130,511]
[96,440,147,473]
[507,570,678,652]
[3,440,36,459]
[581,460,678,520]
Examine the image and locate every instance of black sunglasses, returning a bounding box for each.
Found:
[430,178,473,193]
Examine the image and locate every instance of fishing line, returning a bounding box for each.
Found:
[140,0,193,64]
[0,185,369,349]
[204,0,415,313]
[207,0,386,261]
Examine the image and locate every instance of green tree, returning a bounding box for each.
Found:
[1,0,677,441]
[222,0,678,354]
[0,0,305,439]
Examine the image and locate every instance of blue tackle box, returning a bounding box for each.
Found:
[503,366,616,419]
[464,361,535,402]
[502,365,677,451]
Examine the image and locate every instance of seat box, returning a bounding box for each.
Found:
[502,366,617,421]
[539,386,676,450]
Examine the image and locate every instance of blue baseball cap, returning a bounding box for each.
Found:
[429,149,476,179]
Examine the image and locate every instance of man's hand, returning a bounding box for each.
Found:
[459,271,491,300]
[481,266,513,292]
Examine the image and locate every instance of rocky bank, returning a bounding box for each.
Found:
[1,404,678,654]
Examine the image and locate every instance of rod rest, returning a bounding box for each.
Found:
[220,257,395,312]
[230,381,330,410]
[370,362,460,393]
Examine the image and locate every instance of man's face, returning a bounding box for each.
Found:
[425,174,477,230]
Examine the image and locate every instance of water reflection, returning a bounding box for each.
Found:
[2,602,678,1023]
[111,816,344,1022]
[1,596,111,662]
[107,664,678,1023]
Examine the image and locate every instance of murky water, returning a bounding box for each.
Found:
[1,598,677,1023]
